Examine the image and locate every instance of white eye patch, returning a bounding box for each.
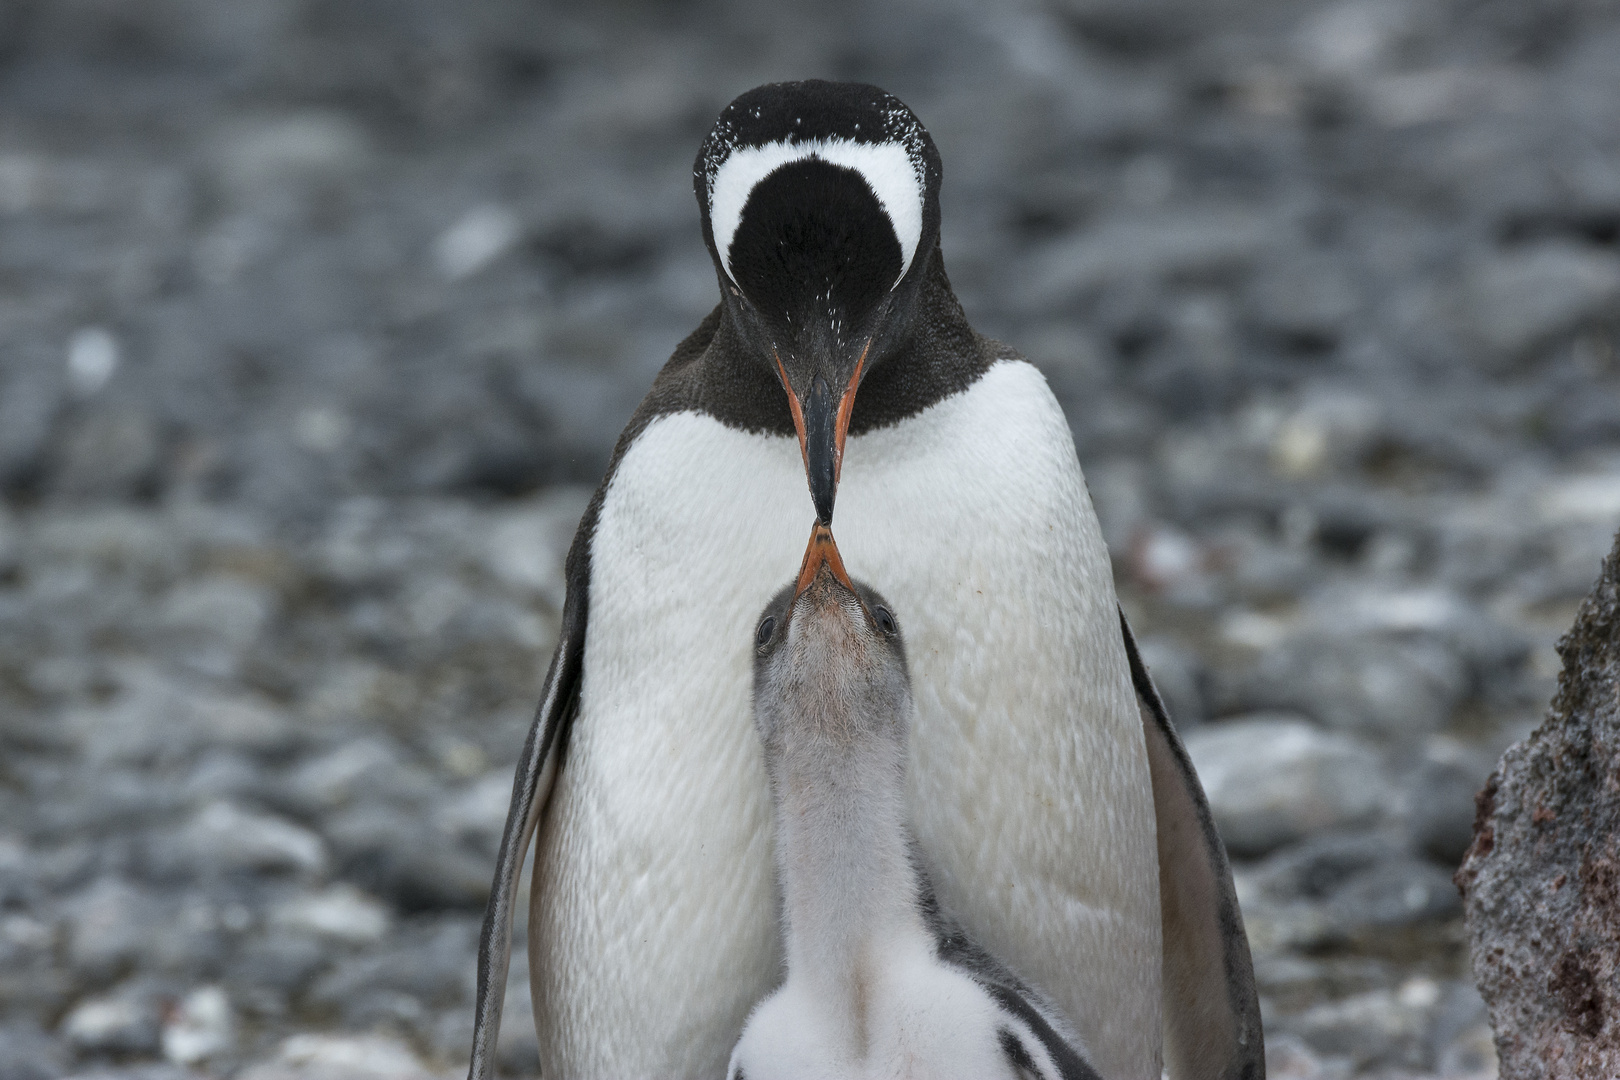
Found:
[708,138,923,291]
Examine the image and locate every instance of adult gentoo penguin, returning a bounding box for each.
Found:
[732,522,1102,1080]
[467,80,1262,1080]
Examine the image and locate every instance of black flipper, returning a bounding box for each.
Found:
[1120,609,1265,1080]
[466,545,590,1080]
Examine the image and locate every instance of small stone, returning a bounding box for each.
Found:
[284,738,407,810]
[212,112,371,204]
[1231,634,1467,739]
[227,931,329,994]
[238,1033,436,1080]
[1267,391,1382,479]
[326,805,490,910]
[306,918,478,1015]
[1406,740,1493,865]
[434,204,523,281]
[66,878,158,977]
[1326,858,1462,929]
[1538,469,1620,524]
[1437,1022,1499,1079]
[53,406,161,499]
[1248,259,1361,341]
[158,576,277,660]
[61,988,161,1055]
[271,885,391,944]
[1279,981,1437,1069]
[167,801,326,877]
[1185,717,1389,857]
[65,328,120,396]
[1029,207,1275,302]
[0,1022,68,1080]
[293,406,351,453]
[160,985,233,1065]
[1294,0,1427,75]
[1262,1033,1347,1080]
[1460,242,1620,361]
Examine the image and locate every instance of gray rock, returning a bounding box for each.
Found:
[1460,243,1620,362]
[1028,206,1278,304]
[228,931,328,996]
[237,1033,437,1080]
[0,1023,67,1080]
[61,985,162,1055]
[1406,741,1494,865]
[1225,634,1467,740]
[1185,717,1390,857]
[1278,978,1446,1070]
[1247,257,1362,342]
[160,985,234,1066]
[270,885,391,944]
[1325,857,1461,929]
[1245,830,1460,931]
[305,918,478,1014]
[65,878,162,978]
[1458,529,1620,1074]
[158,801,327,879]
[324,804,490,911]
[52,406,163,501]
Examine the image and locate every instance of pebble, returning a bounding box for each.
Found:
[1185,718,1390,857]
[1405,741,1493,865]
[61,989,161,1056]
[1229,634,1467,739]
[271,886,392,944]
[163,802,327,879]
[1460,243,1620,361]
[238,1034,437,1080]
[159,986,233,1066]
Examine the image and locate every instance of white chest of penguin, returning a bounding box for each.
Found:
[530,359,1163,1080]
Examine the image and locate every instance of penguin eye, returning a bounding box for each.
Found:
[873,606,897,636]
[755,616,776,647]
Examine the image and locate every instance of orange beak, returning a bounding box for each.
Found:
[793,522,857,599]
[773,344,869,525]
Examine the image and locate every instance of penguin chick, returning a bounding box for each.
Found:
[733,524,1104,1080]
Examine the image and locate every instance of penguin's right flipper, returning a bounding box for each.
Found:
[466,565,588,1080]
[1119,611,1265,1080]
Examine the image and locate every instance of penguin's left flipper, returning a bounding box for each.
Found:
[1120,611,1265,1080]
[466,569,588,1080]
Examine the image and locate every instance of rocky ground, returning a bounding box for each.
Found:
[1,0,1618,1076]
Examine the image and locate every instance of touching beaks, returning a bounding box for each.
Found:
[774,346,868,525]
[793,522,857,600]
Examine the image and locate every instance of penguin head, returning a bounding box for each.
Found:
[695,81,943,525]
[752,523,909,753]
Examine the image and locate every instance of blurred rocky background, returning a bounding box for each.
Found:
[1,0,1617,1076]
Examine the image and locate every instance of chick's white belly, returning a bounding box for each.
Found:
[530,361,1162,1080]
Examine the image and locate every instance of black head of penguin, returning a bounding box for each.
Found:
[694,81,943,524]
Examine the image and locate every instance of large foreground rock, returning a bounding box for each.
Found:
[1457,529,1620,1076]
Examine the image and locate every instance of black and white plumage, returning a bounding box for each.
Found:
[731,524,1102,1080]
[466,80,1262,1080]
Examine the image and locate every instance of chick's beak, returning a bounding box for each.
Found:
[775,346,867,526]
[794,522,857,601]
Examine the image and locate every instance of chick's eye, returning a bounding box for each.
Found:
[755,616,776,647]
[873,606,897,635]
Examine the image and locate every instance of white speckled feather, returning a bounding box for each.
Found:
[530,360,1162,1079]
